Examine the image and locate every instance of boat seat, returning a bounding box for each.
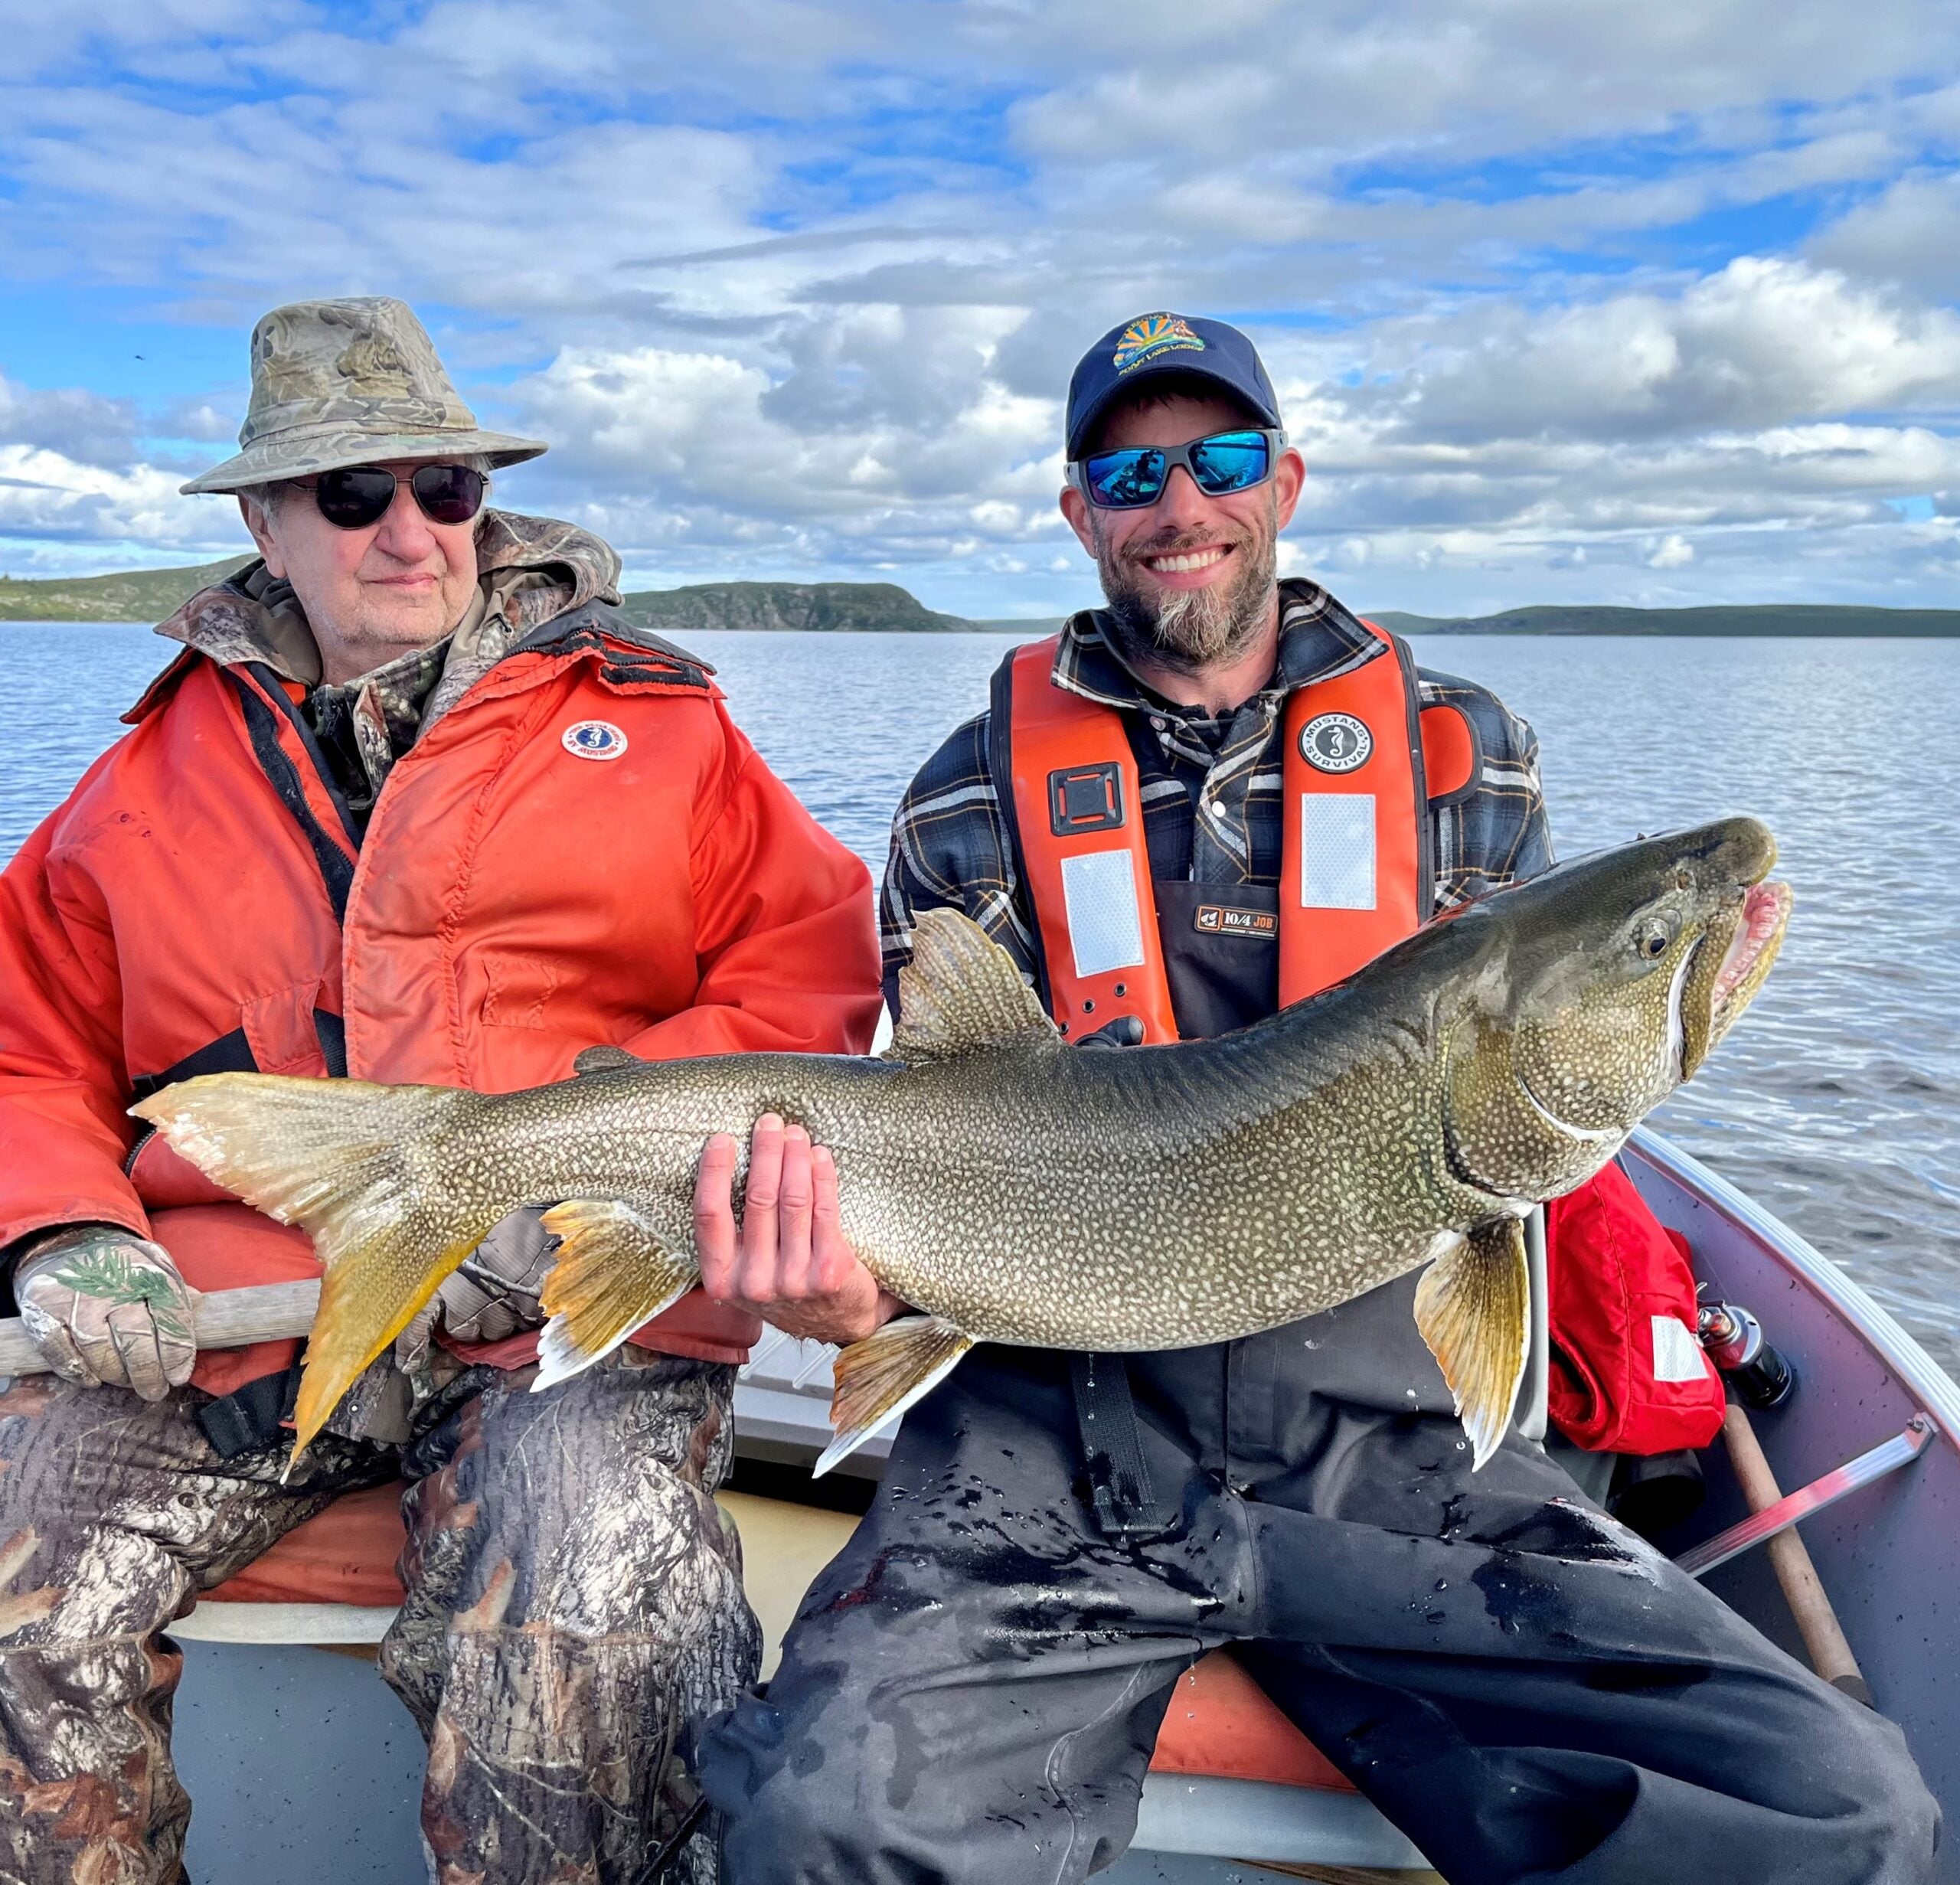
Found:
[201,1482,407,1609]
[193,1483,1357,1794]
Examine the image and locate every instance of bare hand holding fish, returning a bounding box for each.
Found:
[694,1118,903,1348]
[129,816,1790,1475]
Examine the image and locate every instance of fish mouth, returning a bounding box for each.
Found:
[1712,879,1791,1024]
[1680,878,1791,1077]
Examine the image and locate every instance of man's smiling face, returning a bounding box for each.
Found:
[1060,386,1305,679]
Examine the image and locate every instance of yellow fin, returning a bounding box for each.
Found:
[816,1314,973,1476]
[534,1200,698,1391]
[129,1072,489,1464]
[1413,1217,1530,1472]
[888,908,1057,1062]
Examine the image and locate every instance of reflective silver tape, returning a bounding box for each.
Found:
[1059,848,1147,978]
[1651,1314,1710,1384]
[1300,793,1376,910]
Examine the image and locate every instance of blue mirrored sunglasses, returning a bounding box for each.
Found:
[1073,427,1282,510]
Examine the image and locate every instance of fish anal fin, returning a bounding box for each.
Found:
[889,908,1057,1062]
[817,1314,974,1475]
[1413,1218,1530,1472]
[534,1200,698,1391]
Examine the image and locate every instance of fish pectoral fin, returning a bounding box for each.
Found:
[817,1314,975,1477]
[1413,1217,1530,1472]
[534,1200,698,1392]
[888,908,1058,1061]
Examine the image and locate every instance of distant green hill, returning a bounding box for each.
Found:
[8,560,1958,638]
[0,556,254,623]
[1369,604,1960,637]
[615,580,972,635]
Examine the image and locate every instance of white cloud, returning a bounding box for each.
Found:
[0,443,240,555]
[3,0,1960,616]
[1811,172,1960,298]
[497,311,1067,584]
[0,375,139,467]
[1339,259,1960,444]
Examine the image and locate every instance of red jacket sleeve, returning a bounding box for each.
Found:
[0,805,151,1254]
[1545,1159,1726,1455]
[619,704,883,1064]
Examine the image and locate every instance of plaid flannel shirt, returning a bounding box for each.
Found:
[879,578,1553,1008]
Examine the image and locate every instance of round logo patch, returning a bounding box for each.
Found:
[562,720,629,762]
[1298,711,1372,773]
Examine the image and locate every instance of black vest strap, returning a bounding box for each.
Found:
[195,1358,303,1460]
[1069,1352,1166,1540]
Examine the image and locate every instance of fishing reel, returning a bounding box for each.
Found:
[1698,1300,1796,1409]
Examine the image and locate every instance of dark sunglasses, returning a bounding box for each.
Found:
[288,462,488,531]
[1073,427,1282,510]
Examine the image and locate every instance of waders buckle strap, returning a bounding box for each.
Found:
[1070,1352,1168,1540]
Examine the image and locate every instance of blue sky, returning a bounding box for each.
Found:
[5,1,1960,617]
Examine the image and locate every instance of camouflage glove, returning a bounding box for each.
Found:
[394,1210,558,1368]
[13,1223,200,1402]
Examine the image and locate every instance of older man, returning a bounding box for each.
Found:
[695,314,1937,1883]
[0,297,881,1883]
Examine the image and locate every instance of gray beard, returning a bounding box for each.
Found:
[1093,498,1279,678]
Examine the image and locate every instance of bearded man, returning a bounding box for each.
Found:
[0,296,881,1883]
[693,313,1936,1883]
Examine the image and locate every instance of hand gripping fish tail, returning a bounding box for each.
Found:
[132,815,1791,1473]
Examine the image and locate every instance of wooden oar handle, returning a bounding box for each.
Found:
[1719,1399,1871,1705]
[0,1279,322,1377]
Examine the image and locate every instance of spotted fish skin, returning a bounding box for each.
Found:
[132,815,1788,1465]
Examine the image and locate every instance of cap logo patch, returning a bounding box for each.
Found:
[1298,712,1372,773]
[562,720,629,761]
[1113,313,1205,374]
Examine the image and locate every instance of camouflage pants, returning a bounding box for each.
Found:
[0,1350,760,1885]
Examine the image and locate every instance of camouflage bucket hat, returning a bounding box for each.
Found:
[180,296,547,495]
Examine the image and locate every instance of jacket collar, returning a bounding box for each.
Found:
[1051,577,1385,715]
[152,508,623,696]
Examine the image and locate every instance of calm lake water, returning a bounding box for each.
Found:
[4,622,1956,1376]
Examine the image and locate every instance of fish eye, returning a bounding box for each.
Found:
[1637,921,1673,959]
[1674,867,1692,891]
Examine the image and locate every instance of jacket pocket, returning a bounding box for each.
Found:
[480,953,562,1030]
[241,979,332,1077]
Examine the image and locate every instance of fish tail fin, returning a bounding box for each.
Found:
[1414,1217,1530,1471]
[535,1200,698,1390]
[816,1314,973,1478]
[129,1072,491,1459]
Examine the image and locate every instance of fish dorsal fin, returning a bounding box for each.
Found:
[573,1045,640,1076]
[888,908,1059,1061]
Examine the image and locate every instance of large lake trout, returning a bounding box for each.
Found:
[134,816,1789,1471]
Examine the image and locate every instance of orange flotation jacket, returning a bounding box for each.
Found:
[996,623,1723,1459]
[0,580,883,1403]
[998,619,1476,1040]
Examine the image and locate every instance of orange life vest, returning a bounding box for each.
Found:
[999,621,1478,1034]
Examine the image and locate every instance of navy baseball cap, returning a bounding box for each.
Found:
[1065,312,1283,460]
